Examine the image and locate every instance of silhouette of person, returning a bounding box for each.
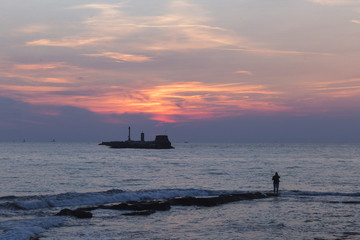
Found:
[272,172,280,194]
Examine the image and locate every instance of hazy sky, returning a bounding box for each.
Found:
[1,0,360,142]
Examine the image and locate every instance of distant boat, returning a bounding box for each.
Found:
[99,127,174,149]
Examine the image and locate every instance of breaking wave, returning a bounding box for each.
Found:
[0,189,228,211]
[1,189,359,211]
[1,188,359,240]
[0,216,65,240]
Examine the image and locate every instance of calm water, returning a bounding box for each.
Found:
[0,142,359,240]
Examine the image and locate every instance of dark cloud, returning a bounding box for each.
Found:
[0,97,157,142]
[170,114,360,143]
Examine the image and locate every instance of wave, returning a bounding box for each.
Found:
[1,189,359,240]
[0,189,227,211]
[0,216,65,240]
[0,189,260,240]
[286,190,360,197]
[0,196,17,201]
[1,189,359,211]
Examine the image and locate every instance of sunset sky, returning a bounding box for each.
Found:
[1,0,360,142]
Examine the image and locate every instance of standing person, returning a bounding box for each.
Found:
[272,172,280,194]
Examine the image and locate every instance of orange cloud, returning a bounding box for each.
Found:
[18,0,325,59]
[315,87,360,98]
[102,81,287,120]
[0,80,289,123]
[16,24,50,33]
[0,62,80,85]
[26,37,113,47]
[310,78,360,87]
[234,70,253,75]
[308,78,360,98]
[83,52,152,62]
[308,0,360,5]
[80,87,287,121]
[0,84,68,93]
[71,3,124,12]
[40,78,72,84]
[20,1,297,56]
[13,62,79,71]
[229,48,331,56]
[351,19,360,24]
[14,63,60,70]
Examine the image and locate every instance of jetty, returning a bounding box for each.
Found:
[99,127,174,149]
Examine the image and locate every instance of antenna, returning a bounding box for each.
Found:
[128,126,131,141]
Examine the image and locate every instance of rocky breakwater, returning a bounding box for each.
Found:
[55,192,274,219]
[170,192,270,207]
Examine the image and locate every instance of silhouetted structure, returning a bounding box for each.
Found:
[99,127,174,149]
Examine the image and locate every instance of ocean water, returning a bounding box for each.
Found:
[0,142,359,240]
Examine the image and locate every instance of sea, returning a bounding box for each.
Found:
[0,142,359,240]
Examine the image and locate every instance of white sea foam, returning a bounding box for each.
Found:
[13,189,223,210]
[0,216,65,240]
[286,190,360,197]
[10,188,360,211]
[6,189,360,211]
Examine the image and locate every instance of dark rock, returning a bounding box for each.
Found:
[72,209,93,218]
[77,206,103,212]
[170,196,219,207]
[169,192,268,207]
[56,208,93,219]
[122,210,156,216]
[102,200,171,211]
[265,193,279,197]
[56,208,73,216]
[342,201,360,204]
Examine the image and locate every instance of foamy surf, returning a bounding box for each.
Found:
[3,189,225,210]
[2,189,360,212]
[0,216,65,240]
